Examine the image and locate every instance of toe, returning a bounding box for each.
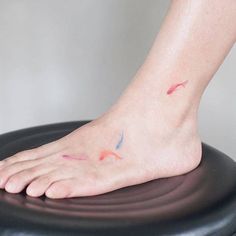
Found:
[4,164,56,194]
[26,171,66,197]
[45,179,76,199]
[0,159,43,188]
[0,149,39,166]
[0,140,64,166]
[45,174,103,199]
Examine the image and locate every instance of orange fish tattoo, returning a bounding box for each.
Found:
[99,150,122,161]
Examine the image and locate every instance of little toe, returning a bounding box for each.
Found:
[45,175,103,199]
[4,164,56,194]
[45,178,76,199]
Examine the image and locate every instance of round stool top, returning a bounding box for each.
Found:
[0,121,236,236]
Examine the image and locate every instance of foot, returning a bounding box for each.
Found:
[0,75,202,199]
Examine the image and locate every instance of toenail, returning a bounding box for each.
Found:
[26,188,34,196]
[5,182,15,192]
[46,189,54,197]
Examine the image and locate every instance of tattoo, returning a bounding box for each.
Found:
[62,154,88,161]
[99,150,122,161]
[166,80,188,95]
[115,131,124,150]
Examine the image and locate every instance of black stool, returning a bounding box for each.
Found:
[0,121,235,236]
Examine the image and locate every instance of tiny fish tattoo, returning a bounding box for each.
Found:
[115,131,124,150]
[62,154,88,161]
[99,150,122,161]
[167,80,188,95]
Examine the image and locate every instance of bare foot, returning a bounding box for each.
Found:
[2,0,235,199]
[0,74,202,199]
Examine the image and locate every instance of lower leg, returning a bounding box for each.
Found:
[109,0,236,127]
[0,0,235,199]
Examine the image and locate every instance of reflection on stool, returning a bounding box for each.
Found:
[0,121,236,235]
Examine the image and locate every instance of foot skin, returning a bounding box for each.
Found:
[0,77,202,199]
